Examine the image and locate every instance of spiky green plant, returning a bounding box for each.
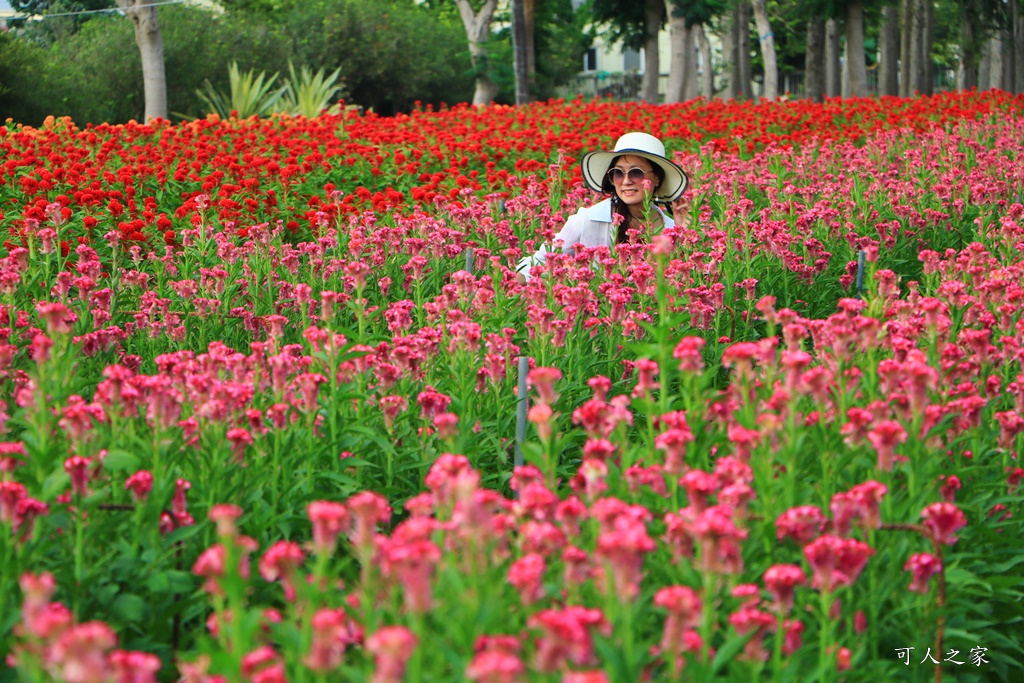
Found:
[195,61,288,119]
[275,62,345,118]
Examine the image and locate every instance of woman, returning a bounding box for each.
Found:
[516,132,690,283]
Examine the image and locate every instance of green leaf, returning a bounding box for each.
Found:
[102,449,141,473]
[712,631,755,675]
[147,570,195,595]
[42,469,70,500]
[111,593,147,623]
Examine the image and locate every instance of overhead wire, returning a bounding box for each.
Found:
[10,0,195,20]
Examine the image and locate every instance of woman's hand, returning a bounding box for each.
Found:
[671,193,693,228]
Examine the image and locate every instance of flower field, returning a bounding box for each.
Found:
[1,91,1024,682]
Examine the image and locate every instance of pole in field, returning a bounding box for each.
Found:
[464,247,474,274]
[515,355,528,475]
[855,249,866,299]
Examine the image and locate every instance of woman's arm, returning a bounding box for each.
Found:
[515,211,585,283]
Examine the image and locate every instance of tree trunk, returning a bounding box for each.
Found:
[988,33,1004,90]
[845,1,869,96]
[960,15,978,90]
[750,0,778,101]
[805,18,825,101]
[721,9,738,98]
[642,0,665,104]
[511,0,530,104]
[878,6,899,96]
[1008,2,1020,93]
[922,0,934,94]
[696,24,714,98]
[979,36,992,90]
[899,0,912,95]
[454,0,500,106]
[1015,6,1024,92]
[664,1,691,103]
[1000,26,1013,91]
[523,0,537,86]
[738,2,753,98]
[908,0,924,94]
[116,0,166,121]
[684,36,699,101]
[641,0,665,104]
[825,18,841,98]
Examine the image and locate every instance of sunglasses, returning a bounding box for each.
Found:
[607,167,652,184]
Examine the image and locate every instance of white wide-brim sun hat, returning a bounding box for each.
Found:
[580,132,688,202]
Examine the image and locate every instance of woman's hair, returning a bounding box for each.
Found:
[601,155,665,244]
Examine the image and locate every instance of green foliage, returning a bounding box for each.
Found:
[668,0,727,28]
[0,5,293,125]
[0,30,51,124]
[0,0,607,124]
[193,61,347,119]
[591,0,651,52]
[161,10,292,120]
[35,15,143,124]
[6,0,116,44]
[276,63,346,118]
[283,0,473,114]
[195,61,289,119]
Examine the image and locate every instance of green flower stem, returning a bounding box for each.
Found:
[818,587,834,681]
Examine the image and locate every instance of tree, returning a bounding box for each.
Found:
[1014,0,1024,92]
[719,2,752,98]
[642,0,666,102]
[845,0,869,96]
[291,0,472,115]
[592,0,664,103]
[523,0,538,87]
[750,0,778,99]
[665,0,693,102]
[825,18,840,96]
[953,0,1015,91]
[453,0,501,105]
[695,24,714,96]
[511,0,530,103]
[528,0,596,100]
[900,0,936,94]
[115,0,167,120]
[805,17,826,101]
[878,6,899,95]
[664,0,722,103]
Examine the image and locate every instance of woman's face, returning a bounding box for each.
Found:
[609,155,657,209]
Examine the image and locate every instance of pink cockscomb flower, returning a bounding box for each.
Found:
[307,501,350,556]
[64,456,92,497]
[527,366,562,406]
[904,553,943,593]
[507,553,546,606]
[465,635,525,683]
[366,626,417,683]
[776,506,825,546]
[259,541,305,601]
[654,584,702,669]
[673,336,706,373]
[804,535,875,592]
[124,470,153,503]
[763,564,806,615]
[847,480,887,530]
[866,419,906,472]
[921,502,967,545]
[529,606,609,673]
